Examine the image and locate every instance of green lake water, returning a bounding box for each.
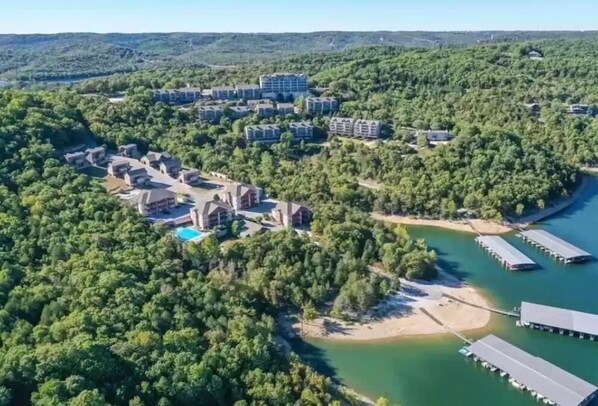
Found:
[294,177,598,405]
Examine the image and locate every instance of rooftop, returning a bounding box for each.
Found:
[274,201,309,217]
[212,86,235,91]
[194,199,232,216]
[518,229,591,261]
[133,189,175,205]
[199,105,223,111]
[520,302,598,336]
[245,124,280,130]
[466,335,597,406]
[289,121,314,128]
[475,235,536,268]
[223,182,259,198]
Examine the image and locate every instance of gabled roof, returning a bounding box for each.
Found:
[126,167,148,177]
[223,183,259,198]
[289,121,314,129]
[199,105,223,112]
[109,159,129,168]
[236,84,260,90]
[133,189,175,205]
[194,199,232,216]
[119,143,137,150]
[274,201,309,217]
[330,117,354,124]
[143,151,172,163]
[64,151,85,161]
[212,86,236,91]
[354,119,381,126]
[160,158,181,169]
[86,147,105,154]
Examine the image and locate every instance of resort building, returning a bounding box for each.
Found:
[107,160,130,177]
[178,169,200,185]
[141,151,172,169]
[228,106,251,119]
[219,183,261,211]
[117,143,139,158]
[568,104,592,115]
[190,200,233,230]
[271,201,311,227]
[153,87,202,104]
[64,152,89,169]
[211,86,237,100]
[259,73,308,98]
[475,235,536,270]
[329,117,355,136]
[416,130,452,142]
[244,124,282,144]
[85,147,108,165]
[255,103,276,118]
[276,102,295,116]
[236,84,262,100]
[518,301,598,340]
[131,189,176,216]
[289,121,314,141]
[159,158,182,178]
[198,105,223,123]
[353,119,382,138]
[517,229,591,263]
[305,96,338,114]
[124,168,150,187]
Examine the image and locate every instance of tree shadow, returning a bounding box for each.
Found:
[288,338,339,380]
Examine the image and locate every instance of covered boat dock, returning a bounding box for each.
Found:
[518,301,598,340]
[518,229,591,264]
[464,334,598,406]
[475,235,536,270]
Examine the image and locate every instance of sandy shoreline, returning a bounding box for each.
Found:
[372,213,513,235]
[289,270,492,342]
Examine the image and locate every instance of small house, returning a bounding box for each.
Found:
[85,147,107,165]
[107,160,131,177]
[64,152,89,169]
[118,144,139,158]
[159,158,182,178]
[271,201,311,227]
[124,168,150,187]
[178,169,200,185]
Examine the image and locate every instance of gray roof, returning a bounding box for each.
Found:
[212,86,235,91]
[256,103,274,109]
[195,199,232,216]
[245,124,280,131]
[143,151,172,163]
[160,158,181,169]
[330,117,354,124]
[109,159,129,168]
[289,121,314,129]
[65,151,85,160]
[127,167,147,177]
[354,119,382,126]
[306,96,337,102]
[134,189,175,205]
[466,335,597,406]
[119,143,137,150]
[274,201,309,217]
[277,103,294,109]
[223,183,259,198]
[520,302,598,336]
[236,84,260,90]
[519,230,591,261]
[199,105,223,112]
[86,147,105,154]
[476,236,536,268]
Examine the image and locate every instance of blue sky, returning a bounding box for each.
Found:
[3,0,598,34]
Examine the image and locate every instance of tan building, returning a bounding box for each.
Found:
[107,160,131,177]
[131,189,176,216]
[64,152,89,169]
[190,200,233,230]
[271,201,311,227]
[219,183,260,211]
[124,168,150,187]
[179,169,200,184]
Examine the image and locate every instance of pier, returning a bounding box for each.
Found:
[518,301,598,341]
[463,334,598,406]
[442,293,519,318]
[517,229,591,264]
[419,307,473,344]
[475,235,536,270]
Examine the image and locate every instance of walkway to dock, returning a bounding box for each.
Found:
[443,294,519,318]
[420,307,473,344]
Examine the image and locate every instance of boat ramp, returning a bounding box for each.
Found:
[475,235,536,270]
[517,301,598,341]
[461,334,598,406]
[517,229,591,264]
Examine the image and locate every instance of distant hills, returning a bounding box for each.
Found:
[1,31,598,81]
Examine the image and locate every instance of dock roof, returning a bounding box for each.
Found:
[519,229,591,261]
[467,335,597,406]
[475,236,536,268]
[520,302,598,336]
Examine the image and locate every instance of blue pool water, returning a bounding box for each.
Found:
[175,227,203,241]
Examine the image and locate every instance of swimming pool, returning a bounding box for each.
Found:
[175,227,204,241]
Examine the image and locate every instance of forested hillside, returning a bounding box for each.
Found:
[2,31,598,80]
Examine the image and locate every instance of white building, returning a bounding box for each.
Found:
[259,73,308,98]
[329,117,355,136]
[353,119,382,138]
[305,96,338,114]
[244,124,282,143]
[289,121,314,141]
[416,130,452,142]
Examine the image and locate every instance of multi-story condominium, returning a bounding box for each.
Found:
[228,106,251,119]
[259,73,308,98]
[305,96,338,114]
[329,117,355,136]
[85,147,108,165]
[153,89,178,103]
[244,124,282,143]
[64,152,89,169]
[353,119,382,138]
[131,189,176,216]
[198,105,223,123]
[159,158,182,178]
[236,84,262,100]
[141,151,172,169]
[255,103,275,118]
[289,121,314,141]
[211,86,237,100]
[190,200,233,230]
[219,183,261,211]
[153,87,202,104]
[178,169,200,185]
[107,160,131,177]
[416,130,452,142]
[271,201,311,227]
[118,143,139,158]
[125,168,150,187]
[276,103,295,116]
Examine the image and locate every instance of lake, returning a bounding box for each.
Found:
[294,176,598,406]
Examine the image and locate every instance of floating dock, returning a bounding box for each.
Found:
[464,334,598,406]
[475,235,536,270]
[518,302,598,340]
[517,229,591,264]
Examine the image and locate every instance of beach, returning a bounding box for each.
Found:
[371,213,513,235]
[290,270,492,341]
